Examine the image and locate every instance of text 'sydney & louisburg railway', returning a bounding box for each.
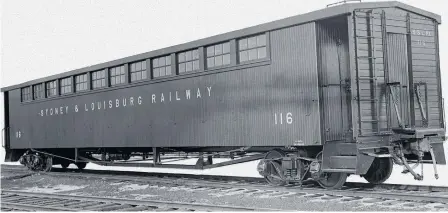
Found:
[1,1,446,190]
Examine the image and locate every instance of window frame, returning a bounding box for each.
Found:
[32,83,45,100]
[130,60,148,82]
[206,41,231,70]
[109,65,126,86]
[59,77,73,95]
[237,32,270,64]
[177,48,200,75]
[75,73,88,92]
[91,70,106,89]
[152,55,173,78]
[21,86,32,102]
[45,80,57,98]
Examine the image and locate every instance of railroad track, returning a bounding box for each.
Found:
[2,164,448,209]
[3,164,447,192]
[1,190,274,211]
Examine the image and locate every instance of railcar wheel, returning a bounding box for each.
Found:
[363,157,393,184]
[75,162,87,169]
[206,156,213,165]
[60,161,70,169]
[43,156,53,172]
[314,153,347,189]
[262,149,287,186]
[317,172,347,189]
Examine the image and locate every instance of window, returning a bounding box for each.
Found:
[130,61,147,82]
[75,74,88,92]
[46,80,57,97]
[33,84,44,100]
[110,65,125,85]
[207,42,230,68]
[152,56,171,78]
[178,49,199,73]
[60,77,72,95]
[92,70,106,89]
[21,87,32,102]
[238,34,267,62]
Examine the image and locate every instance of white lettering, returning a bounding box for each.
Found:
[207,86,212,96]
[286,112,293,124]
[186,90,191,99]
[197,88,201,98]
[38,87,213,117]
[176,91,180,100]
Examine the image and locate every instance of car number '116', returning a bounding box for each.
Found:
[274,112,293,125]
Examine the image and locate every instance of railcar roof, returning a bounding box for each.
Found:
[1,1,441,92]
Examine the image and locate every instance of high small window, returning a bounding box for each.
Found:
[46,80,57,97]
[130,61,147,82]
[178,49,199,73]
[21,87,32,102]
[75,74,88,92]
[110,65,125,86]
[238,34,267,62]
[92,70,106,89]
[60,77,72,95]
[207,42,230,68]
[152,56,171,78]
[33,84,44,100]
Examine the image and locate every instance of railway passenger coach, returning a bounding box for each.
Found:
[1,1,446,189]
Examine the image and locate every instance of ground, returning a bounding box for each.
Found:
[2,167,447,211]
[1,145,447,211]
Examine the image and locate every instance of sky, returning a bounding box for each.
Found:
[0,0,447,162]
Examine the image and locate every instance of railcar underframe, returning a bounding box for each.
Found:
[2,1,447,189]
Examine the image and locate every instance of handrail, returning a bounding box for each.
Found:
[442,97,446,130]
[327,0,362,7]
[1,127,5,148]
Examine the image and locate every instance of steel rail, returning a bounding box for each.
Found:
[2,164,448,204]
[1,202,76,211]
[44,171,448,203]
[1,190,276,211]
[2,164,447,192]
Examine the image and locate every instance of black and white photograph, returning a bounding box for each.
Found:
[0,0,447,211]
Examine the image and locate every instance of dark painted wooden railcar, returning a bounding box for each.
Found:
[1,1,446,189]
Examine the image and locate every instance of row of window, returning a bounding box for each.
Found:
[21,33,268,102]
[30,80,58,100]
